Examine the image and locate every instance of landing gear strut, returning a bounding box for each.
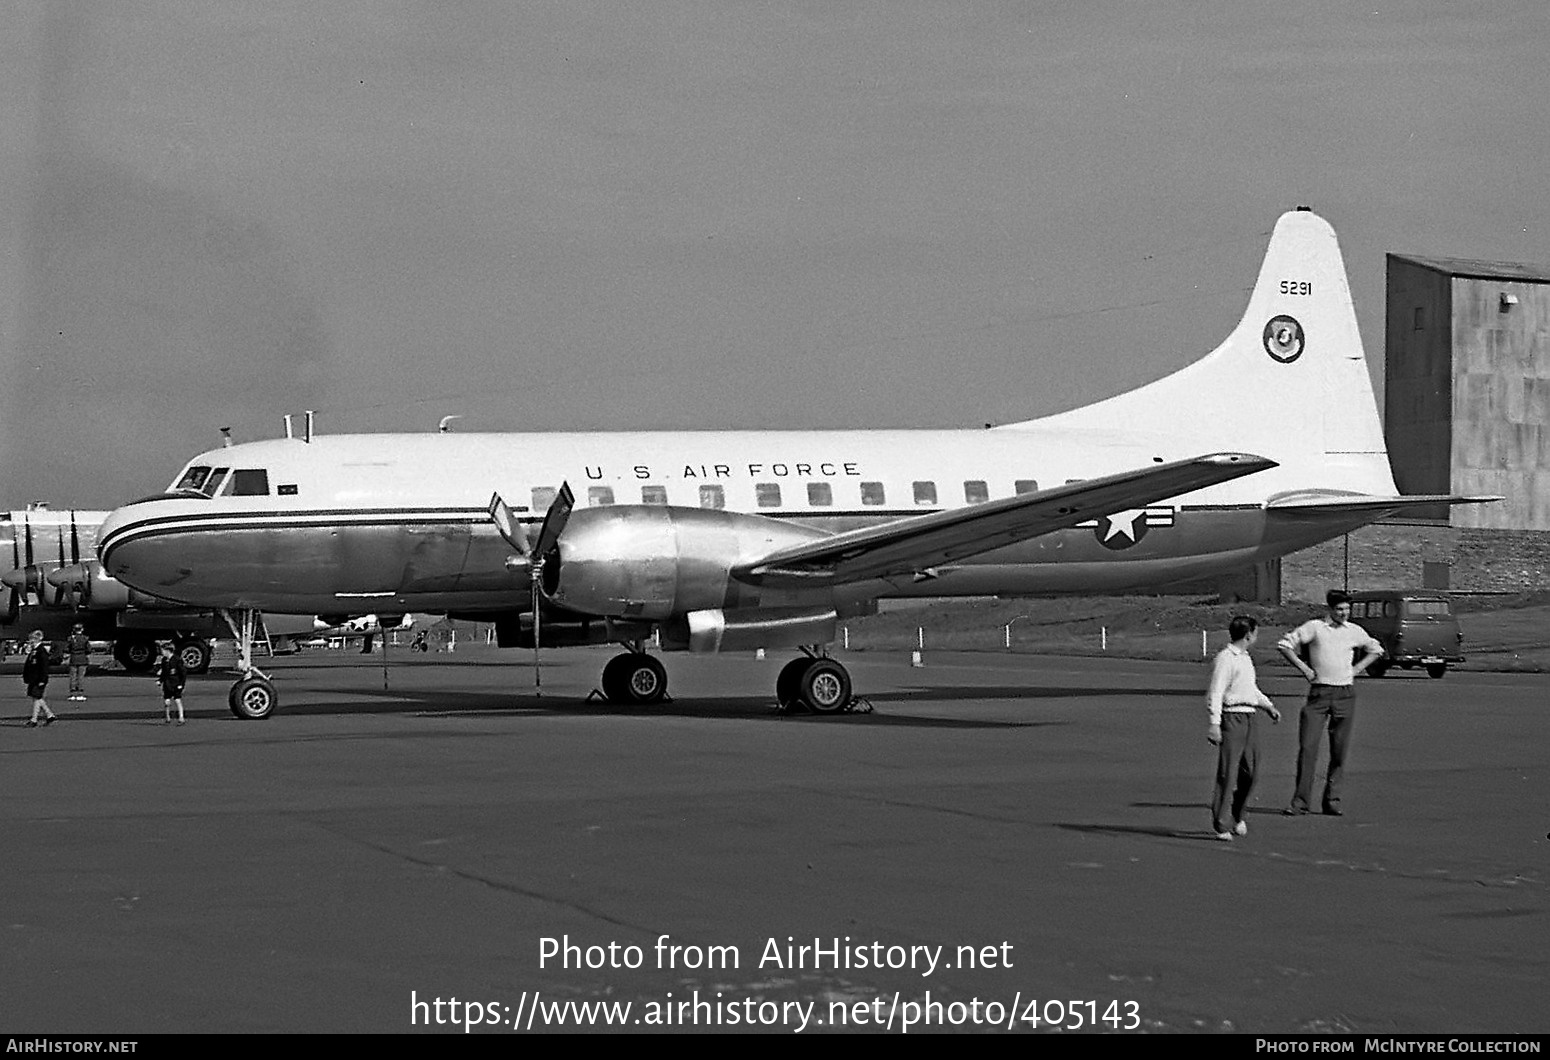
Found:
[221,608,277,719]
[776,651,854,713]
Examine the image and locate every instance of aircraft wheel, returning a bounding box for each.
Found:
[776,658,813,707]
[798,658,852,714]
[176,637,212,674]
[114,637,157,673]
[1426,663,1447,679]
[1366,659,1389,679]
[228,676,278,720]
[601,653,667,705]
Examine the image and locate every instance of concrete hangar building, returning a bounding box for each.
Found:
[1279,251,1550,599]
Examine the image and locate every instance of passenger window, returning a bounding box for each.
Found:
[913,481,937,506]
[1383,601,1398,617]
[1015,479,1039,494]
[860,482,886,506]
[532,486,557,513]
[641,485,668,505]
[587,486,615,506]
[964,480,989,504]
[699,485,725,510]
[807,482,833,507]
[756,483,781,508]
[228,469,270,496]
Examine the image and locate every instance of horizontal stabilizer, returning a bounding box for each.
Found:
[1266,492,1502,516]
[736,452,1276,587]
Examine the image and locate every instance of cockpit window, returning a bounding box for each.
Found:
[173,466,212,493]
[171,465,242,498]
[227,469,270,496]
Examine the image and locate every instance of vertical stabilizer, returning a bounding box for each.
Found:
[1006,208,1397,497]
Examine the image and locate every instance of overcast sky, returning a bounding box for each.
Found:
[2,1,1546,507]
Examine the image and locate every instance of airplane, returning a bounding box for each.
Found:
[96,207,1493,719]
[269,613,419,654]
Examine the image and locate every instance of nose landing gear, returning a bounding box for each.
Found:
[221,608,278,719]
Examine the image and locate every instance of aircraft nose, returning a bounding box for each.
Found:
[97,500,183,589]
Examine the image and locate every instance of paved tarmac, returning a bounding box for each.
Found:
[1,646,1545,1034]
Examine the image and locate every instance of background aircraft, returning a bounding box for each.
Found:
[2,504,222,671]
[2,504,382,671]
[97,209,1490,719]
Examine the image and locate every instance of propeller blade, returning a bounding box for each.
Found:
[4,586,18,625]
[531,573,543,696]
[533,482,574,562]
[487,493,529,556]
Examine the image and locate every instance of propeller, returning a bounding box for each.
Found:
[47,563,93,611]
[489,482,573,695]
[2,566,25,624]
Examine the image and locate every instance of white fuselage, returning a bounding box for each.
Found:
[97,426,1375,617]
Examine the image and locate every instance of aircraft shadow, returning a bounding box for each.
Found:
[17,691,1042,729]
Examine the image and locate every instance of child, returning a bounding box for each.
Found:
[155,642,187,725]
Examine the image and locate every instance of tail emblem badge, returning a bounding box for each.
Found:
[1263,315,1305,363]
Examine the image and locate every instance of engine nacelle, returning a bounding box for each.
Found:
[662,607,838,653]
[47,561,166,610]
[542,506,831,620]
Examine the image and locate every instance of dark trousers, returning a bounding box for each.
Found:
[1291,684,1356,812]
[1211,712,1260,832]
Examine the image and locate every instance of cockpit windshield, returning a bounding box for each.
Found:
[173,466,212,493]
[170,465,266,497]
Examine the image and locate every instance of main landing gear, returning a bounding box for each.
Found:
[221,608,277,720]
[775,652,855,714]
[112,635,212,675]
[590,646,857,713]
[598,651,668,705]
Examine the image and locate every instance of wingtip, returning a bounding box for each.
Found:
[1202,451,1278,469]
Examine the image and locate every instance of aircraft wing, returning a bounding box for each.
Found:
[734,452,1275,587]
[1265,492,1502,515]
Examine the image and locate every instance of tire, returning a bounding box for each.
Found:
[610,654,667,705]
[1366,659,1389,679]
[228,676,278,719]
[1426,663,1447,679]
[776,658,813,707]
[798,658,851,714]
[600,653,631,702]
[114,638,157,673]
[176,638,212,674]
